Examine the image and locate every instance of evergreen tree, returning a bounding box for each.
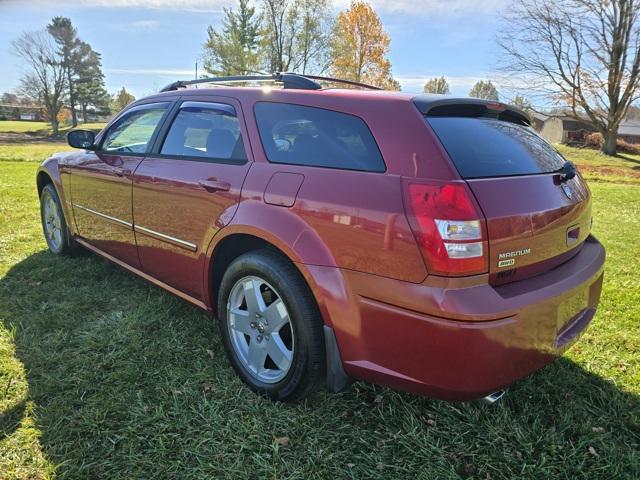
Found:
[110,87,135,113]
[75,44,109,121]
[203,0,261,75]
[469,80,499,101]
[423,76,450,95]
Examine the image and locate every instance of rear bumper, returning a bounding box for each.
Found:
[305,236,605,401]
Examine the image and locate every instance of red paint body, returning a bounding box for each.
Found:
[38,87,605,400]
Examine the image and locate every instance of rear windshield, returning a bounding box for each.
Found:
[426,117,566,179]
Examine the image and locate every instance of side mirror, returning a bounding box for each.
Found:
[67,130,96,150]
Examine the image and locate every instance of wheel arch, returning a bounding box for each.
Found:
[36,158,76,237]
[205,229,326,315]
[204,229,351,393]
[36,169,54,196]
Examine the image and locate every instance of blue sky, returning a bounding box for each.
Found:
[0,0,512,100]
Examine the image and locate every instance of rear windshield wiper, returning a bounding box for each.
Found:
[554,161,576,183]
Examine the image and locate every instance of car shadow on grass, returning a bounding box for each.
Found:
[1,250,639,479]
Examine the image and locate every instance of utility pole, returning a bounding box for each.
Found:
[195,60,198,80]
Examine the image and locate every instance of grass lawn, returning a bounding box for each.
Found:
[0,120,106,163]
[557,144,640,185]
[0,145,638,479]
[0,121,105,135]
[0,143,74,163]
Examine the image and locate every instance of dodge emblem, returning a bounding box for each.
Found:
[561,183,573,199]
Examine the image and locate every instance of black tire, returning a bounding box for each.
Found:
[40,183,74,255]
[217,249,325,402]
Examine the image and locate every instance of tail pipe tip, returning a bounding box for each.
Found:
[482,390,506,404]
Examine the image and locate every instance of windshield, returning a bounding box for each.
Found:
[426,116,566,179]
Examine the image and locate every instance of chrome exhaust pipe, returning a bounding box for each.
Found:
[482,390,505,404]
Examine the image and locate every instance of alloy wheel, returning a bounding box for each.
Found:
[226,275,295,383]
[43,192,63,251]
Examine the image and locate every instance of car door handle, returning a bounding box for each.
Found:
[198,178,231,192]
[114,168,131,177]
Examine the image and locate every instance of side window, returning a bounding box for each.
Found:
[101,103,169,154]
[160,101,247,163]
[254,102,385,172]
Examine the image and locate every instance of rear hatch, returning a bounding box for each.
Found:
[417,99,592,285]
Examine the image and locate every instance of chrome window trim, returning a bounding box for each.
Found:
[72,203,132,228]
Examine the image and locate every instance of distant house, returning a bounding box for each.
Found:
[537,115,595,144]
[0,103,45,121]
[532,112,640,145]
[618,122,640,144]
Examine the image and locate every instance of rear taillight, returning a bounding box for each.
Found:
[403,180,488,276]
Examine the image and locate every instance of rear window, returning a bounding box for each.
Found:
[161,102,247,163]
[254,102,385,172]
[426,117,565,179]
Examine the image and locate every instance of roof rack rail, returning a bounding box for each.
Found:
[302,75,382,91]
[158,72,383,93]
[159,73,322,92]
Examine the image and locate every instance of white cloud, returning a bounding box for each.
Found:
[336,0,509,15]
[0,0,233,12]
[3,0,509,15]
[106,67,194,76]
[129,19,160,28]
[396,74,496,94]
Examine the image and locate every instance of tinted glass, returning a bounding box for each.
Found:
[161,103,247,162]
[255,102,385,172]
[427,117,566,178]
[102,104,168,153]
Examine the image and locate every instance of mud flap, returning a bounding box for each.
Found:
[323,325,352,393]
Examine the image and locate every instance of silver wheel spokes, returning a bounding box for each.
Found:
[43,194,62,250]
[227,276,294,384]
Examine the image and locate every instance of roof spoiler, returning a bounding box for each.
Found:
[413,95,531,126]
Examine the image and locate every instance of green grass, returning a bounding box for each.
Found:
[557,144,640,185]
[0,121,106,135]
[0,121,106,162]
[0,146,639,479]
[0,143,74,163]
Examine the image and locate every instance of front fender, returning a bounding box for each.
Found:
[36,156,76,235]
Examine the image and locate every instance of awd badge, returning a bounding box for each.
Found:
[497,248,531,268]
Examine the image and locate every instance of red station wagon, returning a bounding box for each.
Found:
[37,73,605,402]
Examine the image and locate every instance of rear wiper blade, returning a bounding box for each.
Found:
[554,161,576,183]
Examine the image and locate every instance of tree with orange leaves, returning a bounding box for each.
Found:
[330,1,400,90]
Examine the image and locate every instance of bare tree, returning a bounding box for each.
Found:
[499,0,640,155]
[12,30,66,134]
[262,0,333,74]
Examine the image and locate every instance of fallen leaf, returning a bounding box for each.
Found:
[274,436,289,447]
[202,383,215,393]
[347,463,355,468]
[592,427,605,433]
[588,446,599,457]
[374,395,383,404]
[206,349,215,359]
[426,419,436,426]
